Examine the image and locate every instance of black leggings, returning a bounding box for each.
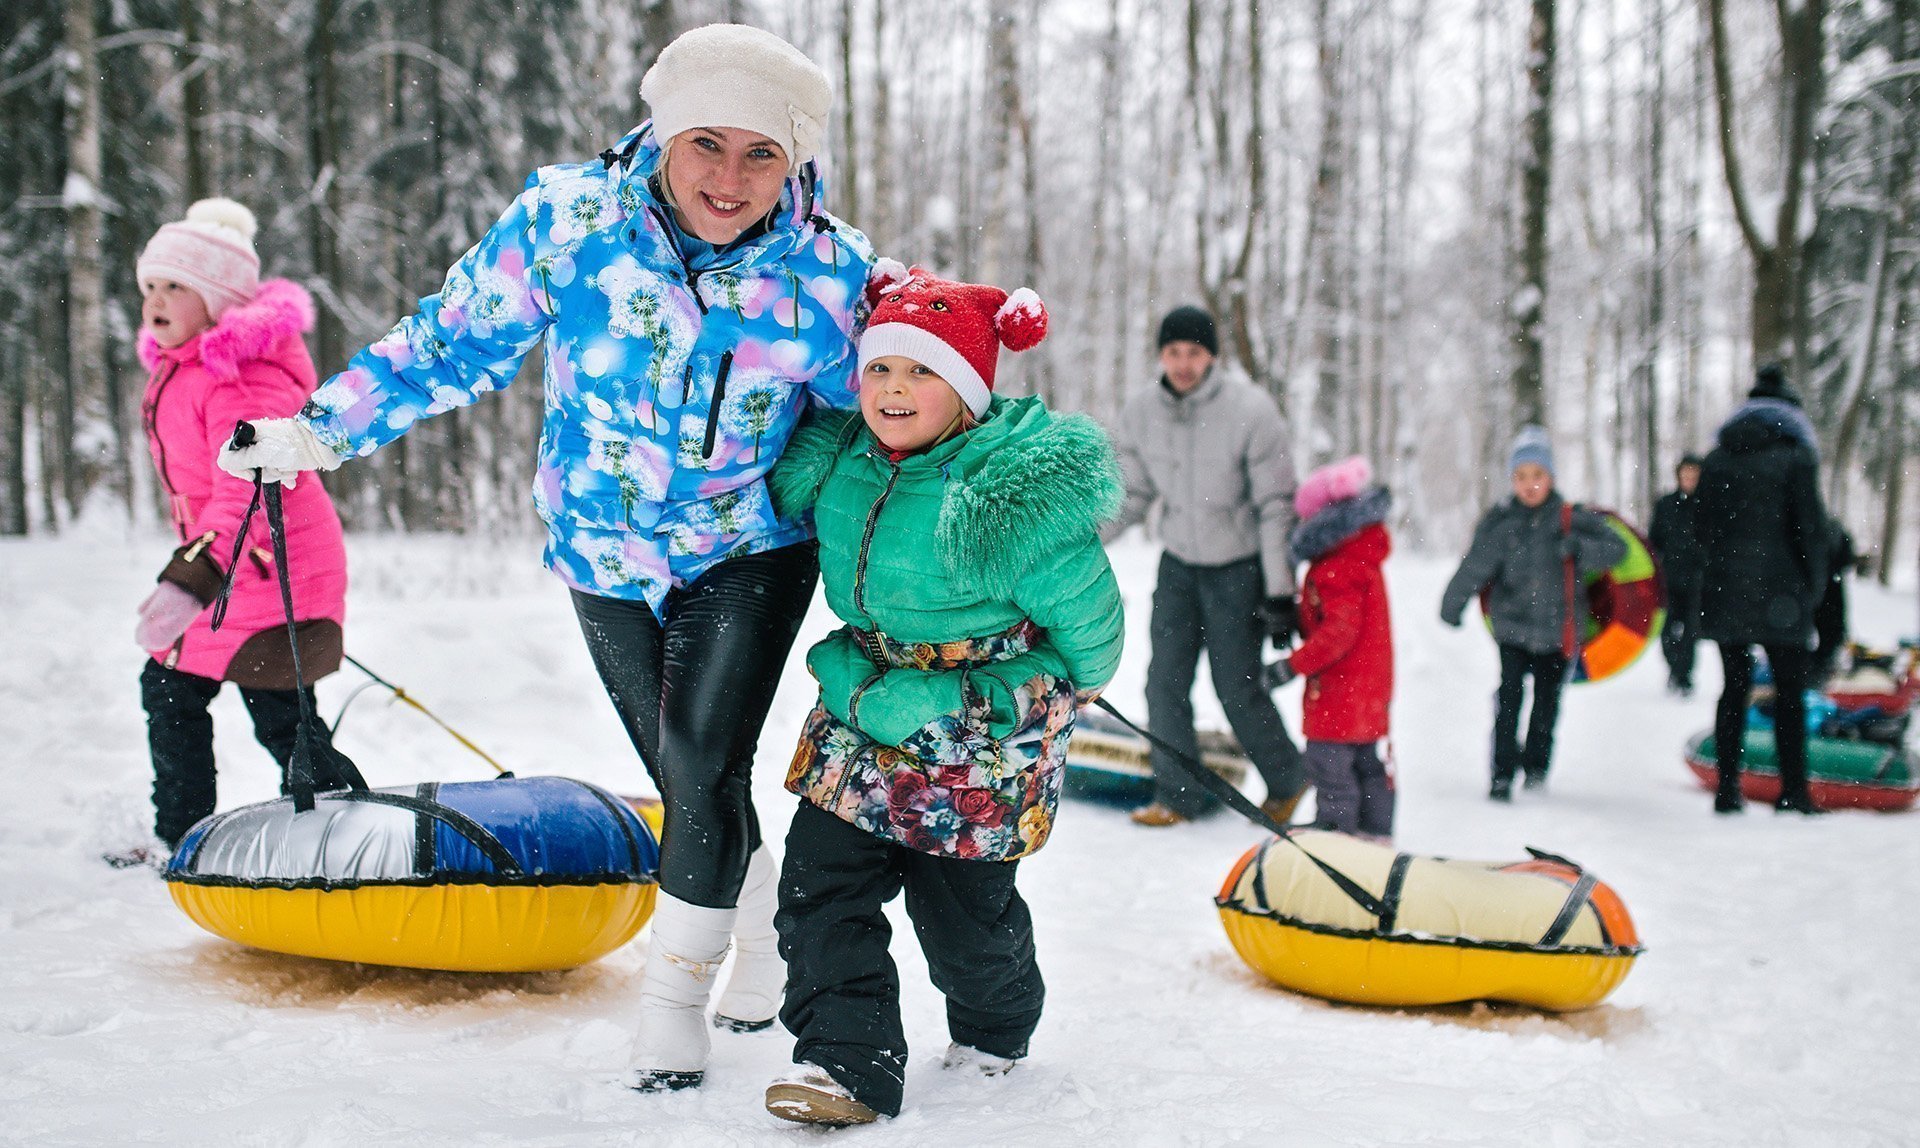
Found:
[1492,644,1570,782]
[571,541,819,908]
[1716,642,1812,799]
[140,659,321,846]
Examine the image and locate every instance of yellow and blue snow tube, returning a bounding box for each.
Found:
[165,777,660,973]
[1216,830,1642,1010]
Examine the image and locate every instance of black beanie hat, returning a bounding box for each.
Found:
[1751,362,1801,406]
[1157,305,1218,355]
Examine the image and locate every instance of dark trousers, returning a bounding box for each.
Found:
[1492,644,1571,782]
[1145,552,1302,815]
[1715,642,1813,801]
[1661,576,1703,688]
[570,541,818,908]
[1305,740,1393,836]
[776,800,1043,1118]
[139,659,318,846]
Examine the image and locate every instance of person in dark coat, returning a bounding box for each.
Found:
[1441,427,1626,800]
[1649,454,1707,695]
[1695,363,1830,815]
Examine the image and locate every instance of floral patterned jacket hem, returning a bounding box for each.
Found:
[785,671,1076,862]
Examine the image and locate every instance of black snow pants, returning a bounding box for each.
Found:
[776,799,1044,1118]
[1145,552,1303,816]
[1715,642,1814,803]
[570,540,818,908]
[1492,643,1571,783]
[140,659,320,846]
[1661,574,1704,690]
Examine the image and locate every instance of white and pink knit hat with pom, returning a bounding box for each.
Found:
[857,259,1048,417]
[136,198,261,318]
[1296,455,1373,521]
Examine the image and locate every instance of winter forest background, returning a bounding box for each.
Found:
[2,0,1915,569]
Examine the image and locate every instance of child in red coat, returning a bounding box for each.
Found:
[1267,456,1394,839]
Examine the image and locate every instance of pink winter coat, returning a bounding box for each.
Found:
[138,279,347,687]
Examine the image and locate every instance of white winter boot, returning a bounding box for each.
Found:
[714,843,785,1032]
[629,892,735,1092]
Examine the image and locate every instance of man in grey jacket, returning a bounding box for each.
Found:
[1103,305,1304,826]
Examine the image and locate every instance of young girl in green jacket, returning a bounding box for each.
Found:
[761,264,1125,1125]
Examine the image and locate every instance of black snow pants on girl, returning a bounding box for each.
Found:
[570,540,818,908]
[776,799,1045,1118]
[140,659,322,846]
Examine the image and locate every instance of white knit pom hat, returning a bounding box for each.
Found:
[640,24,832,173]
[136,198,261,318]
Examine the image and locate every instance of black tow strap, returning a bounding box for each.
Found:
[211,420,370,812]
[1090,697,1388,925]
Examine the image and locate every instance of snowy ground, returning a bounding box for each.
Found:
[3,526,1916,1147]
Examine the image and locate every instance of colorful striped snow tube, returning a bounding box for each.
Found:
[165,776,661,972]
[1684,729,1919,812]
[1571,511,1665,682]
[1478,509,1665,684]
[1217,831,1642,1011]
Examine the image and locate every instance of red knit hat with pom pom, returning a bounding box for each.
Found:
[857,260,1047,416]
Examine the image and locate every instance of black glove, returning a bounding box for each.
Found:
[1257,595,1299,648]
[1264,659,1297,689]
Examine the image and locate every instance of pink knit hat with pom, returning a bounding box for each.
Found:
[857,260,1048,416]
[136,198,261,318]
[1296,455,1373,520]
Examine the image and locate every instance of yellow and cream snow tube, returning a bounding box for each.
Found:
[165,777,661,973]
[1216,830,1642,1010]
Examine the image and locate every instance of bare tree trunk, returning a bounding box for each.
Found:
[1705,0,1827,367]
[64,0,121,521]
[1639,0,1666,517]
[0,339,24,535]
[1510,0,1555,429]
[306,0,345,379]
[638,0,679,75]
[1307,0,1346,460]
[837,0,860,229]
[179,0,211,203]
[869,0,893,247]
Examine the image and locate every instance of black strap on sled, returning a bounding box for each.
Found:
[1525,845,1602,947]
[214,420,370,812]
[1090,697,1388,926]
[1377,853,1415,935]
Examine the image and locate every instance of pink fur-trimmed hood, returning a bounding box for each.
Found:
[137,279,315,382]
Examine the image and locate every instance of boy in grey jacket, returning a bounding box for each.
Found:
[1440,427,1625,800]
[1103,305,1303,825]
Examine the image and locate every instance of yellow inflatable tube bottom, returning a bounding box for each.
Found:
[1217,830,1640,1011]
[1217,907,1635,1011]
[170,881,657,974]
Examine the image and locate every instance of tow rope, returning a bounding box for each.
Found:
[211,421,369,811]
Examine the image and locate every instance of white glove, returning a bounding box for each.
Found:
[216,418,341,489]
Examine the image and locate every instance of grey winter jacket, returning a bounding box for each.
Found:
[1439,493,1627,655]
[1102,369,1297,595]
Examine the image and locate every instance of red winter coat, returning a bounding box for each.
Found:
[1289,522,1393,742]
[138,280,348,686]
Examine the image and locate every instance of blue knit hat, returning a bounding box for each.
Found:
[1508,425,1555,476]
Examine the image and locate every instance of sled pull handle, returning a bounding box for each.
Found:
[1090,698,1389,924]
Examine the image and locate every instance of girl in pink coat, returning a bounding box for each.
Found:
[127,198,348,856]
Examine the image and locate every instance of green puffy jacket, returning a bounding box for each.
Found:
[772,395,1126,747]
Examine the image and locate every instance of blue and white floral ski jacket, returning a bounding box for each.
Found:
[298,122,875,615]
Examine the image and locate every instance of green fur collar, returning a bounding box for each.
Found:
[936,400,1123,598]
[768,398,1123,598]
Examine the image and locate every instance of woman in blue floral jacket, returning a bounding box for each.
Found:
[220,25,874,1092]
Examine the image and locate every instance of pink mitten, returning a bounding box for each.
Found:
[135,582,206,650]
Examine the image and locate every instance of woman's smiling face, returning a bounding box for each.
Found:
[859,356,967,454]
[663,126,789,244]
